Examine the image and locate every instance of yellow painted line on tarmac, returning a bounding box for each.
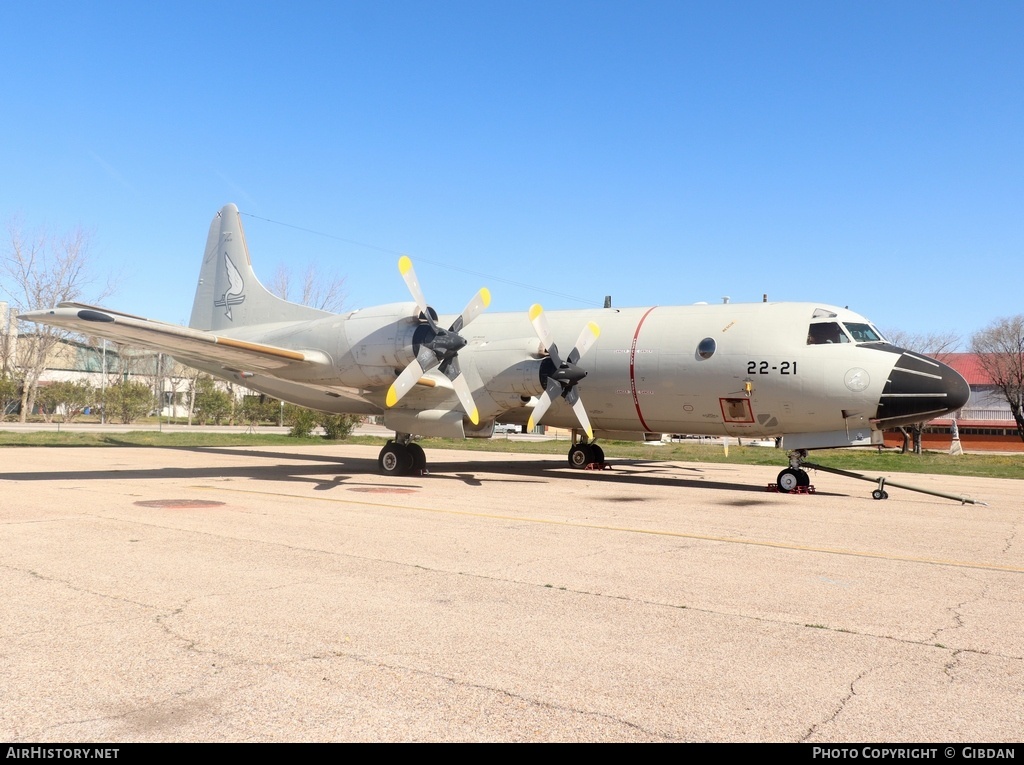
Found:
[191,484,1024,575]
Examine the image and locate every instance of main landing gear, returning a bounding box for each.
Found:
[378,436,427,476]
[775,449,811,493]
[567,439,606,469]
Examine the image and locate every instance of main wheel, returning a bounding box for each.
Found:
[406,442,427,473]
[872,489,889,500]
[568,444,591,469]
[590,444,605,464]
[379,442,413,476]
[777,468,803,493]
[795,469,810,487]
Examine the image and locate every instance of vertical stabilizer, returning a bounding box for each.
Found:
[189,204,332,331]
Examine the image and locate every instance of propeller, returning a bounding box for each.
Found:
[526,303,600,438]
[386,256,490,424]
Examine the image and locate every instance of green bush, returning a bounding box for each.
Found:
[104,381,153,424]
[284,405,358,439]
[37,380,95,423]
[0,374,21,421]
[284,404,318,438]
[319,413,358,440]
[193,376,233,425]
[240,395,280,428]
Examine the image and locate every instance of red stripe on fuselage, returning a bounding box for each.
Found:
[629,307,658,432]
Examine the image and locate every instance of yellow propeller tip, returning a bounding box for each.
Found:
[385,386,398,407]
[527,417,535,431]
[480,287,491,308]
[398,255,412,274]
[587,321,600,338]
[528,304,543,320]
[469,408,479,425]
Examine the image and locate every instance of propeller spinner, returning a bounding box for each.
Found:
[526,304,600,438]
[386,256,490,425]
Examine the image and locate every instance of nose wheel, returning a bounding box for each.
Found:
[776,467,811,493]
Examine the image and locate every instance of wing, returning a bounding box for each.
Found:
[18,303,330,372]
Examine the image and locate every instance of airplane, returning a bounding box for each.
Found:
[20,203,971,493]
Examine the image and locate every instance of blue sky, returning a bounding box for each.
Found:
[1,1,1020,341]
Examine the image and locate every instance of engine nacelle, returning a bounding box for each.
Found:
[339,302,420,387]
[471,339,547,411]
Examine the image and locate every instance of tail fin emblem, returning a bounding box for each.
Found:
[213,252,246,320]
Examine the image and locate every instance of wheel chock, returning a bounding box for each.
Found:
[767,483,816,494]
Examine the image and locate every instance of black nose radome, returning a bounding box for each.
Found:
[874,351,970,428]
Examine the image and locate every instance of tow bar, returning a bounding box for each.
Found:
[803,462,988,506]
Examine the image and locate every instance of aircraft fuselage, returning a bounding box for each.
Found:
[203,299,967,449]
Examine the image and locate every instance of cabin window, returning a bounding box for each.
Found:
[843,322,884,343]
[697,337,717,359]
[806,322,850,345]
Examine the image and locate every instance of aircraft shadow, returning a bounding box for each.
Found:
[0,445,846,498]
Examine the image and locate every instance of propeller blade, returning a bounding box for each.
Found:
[449,369,480,425]
[529,304,556,355]
[570,396,594,440]
[567,321,601,365]
[398,256,433,324]
[450,287,491,333]
[386,345,439,408]
[386,358,425,408]
[527,378,563,431]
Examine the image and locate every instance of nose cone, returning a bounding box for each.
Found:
[874,351,970,428]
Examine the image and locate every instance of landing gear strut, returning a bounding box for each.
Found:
[378,434,428,476]
[776,449,810,493]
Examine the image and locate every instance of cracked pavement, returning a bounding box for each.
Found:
[1,445,1021,741]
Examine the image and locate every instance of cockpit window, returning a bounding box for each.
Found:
[843,323,884,343]
[806,322,851,345]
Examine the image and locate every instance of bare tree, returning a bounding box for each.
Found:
[1,218,115,421]
[268,261,346,312]
[970,315,1024,443]
[883,328,962,453]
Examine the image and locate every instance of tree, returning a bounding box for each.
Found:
[181,364,205,426]
[970,315,1024,443]
[883,329,961,453]
[268,262,346,312]
[1,218,115,422]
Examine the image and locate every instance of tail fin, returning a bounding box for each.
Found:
[189,204,332,331]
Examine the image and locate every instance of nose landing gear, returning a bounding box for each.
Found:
[774,449,811,493]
